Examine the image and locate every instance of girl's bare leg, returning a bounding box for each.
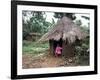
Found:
[55,53,58,57]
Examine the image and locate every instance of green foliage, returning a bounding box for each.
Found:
[74,36,89,65]
[75,20,82,26]
[74,15,90,65]
[22,11,53,40]
[81,16,90,20]
[23,40,49,55]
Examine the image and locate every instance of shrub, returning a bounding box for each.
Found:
[74,37,89,65]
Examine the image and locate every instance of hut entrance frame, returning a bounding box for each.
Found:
[50,38,63,55]
[49,38,74,57]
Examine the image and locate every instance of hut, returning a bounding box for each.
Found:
[38,16,86,58]
[24,32,41,41]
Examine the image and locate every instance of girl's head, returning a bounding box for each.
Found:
[57,44,59,47]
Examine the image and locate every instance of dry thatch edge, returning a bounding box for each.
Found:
[38,29,87,43]
[38,17,87,44]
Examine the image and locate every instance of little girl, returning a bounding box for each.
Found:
[55,44,62,57]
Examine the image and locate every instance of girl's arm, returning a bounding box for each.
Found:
[59,47,62,49]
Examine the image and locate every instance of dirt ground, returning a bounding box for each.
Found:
[22,52,78,69]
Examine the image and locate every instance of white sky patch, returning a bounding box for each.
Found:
[45,12,57,23]
[75,14,90,27]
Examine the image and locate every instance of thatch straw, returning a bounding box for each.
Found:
[38,16,87,43]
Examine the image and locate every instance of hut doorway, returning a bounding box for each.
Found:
[49,38,63,56]
[54,38,62,50]
[53,38,63,54]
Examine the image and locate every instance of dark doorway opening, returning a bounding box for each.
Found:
[53,38,63,54]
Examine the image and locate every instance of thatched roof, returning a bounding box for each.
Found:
[39,16,87,43]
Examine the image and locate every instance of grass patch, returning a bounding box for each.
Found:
[23,40,49,55]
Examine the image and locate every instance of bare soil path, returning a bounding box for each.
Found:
[22,53,77,69]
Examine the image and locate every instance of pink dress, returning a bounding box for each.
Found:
[55,46,62,56]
